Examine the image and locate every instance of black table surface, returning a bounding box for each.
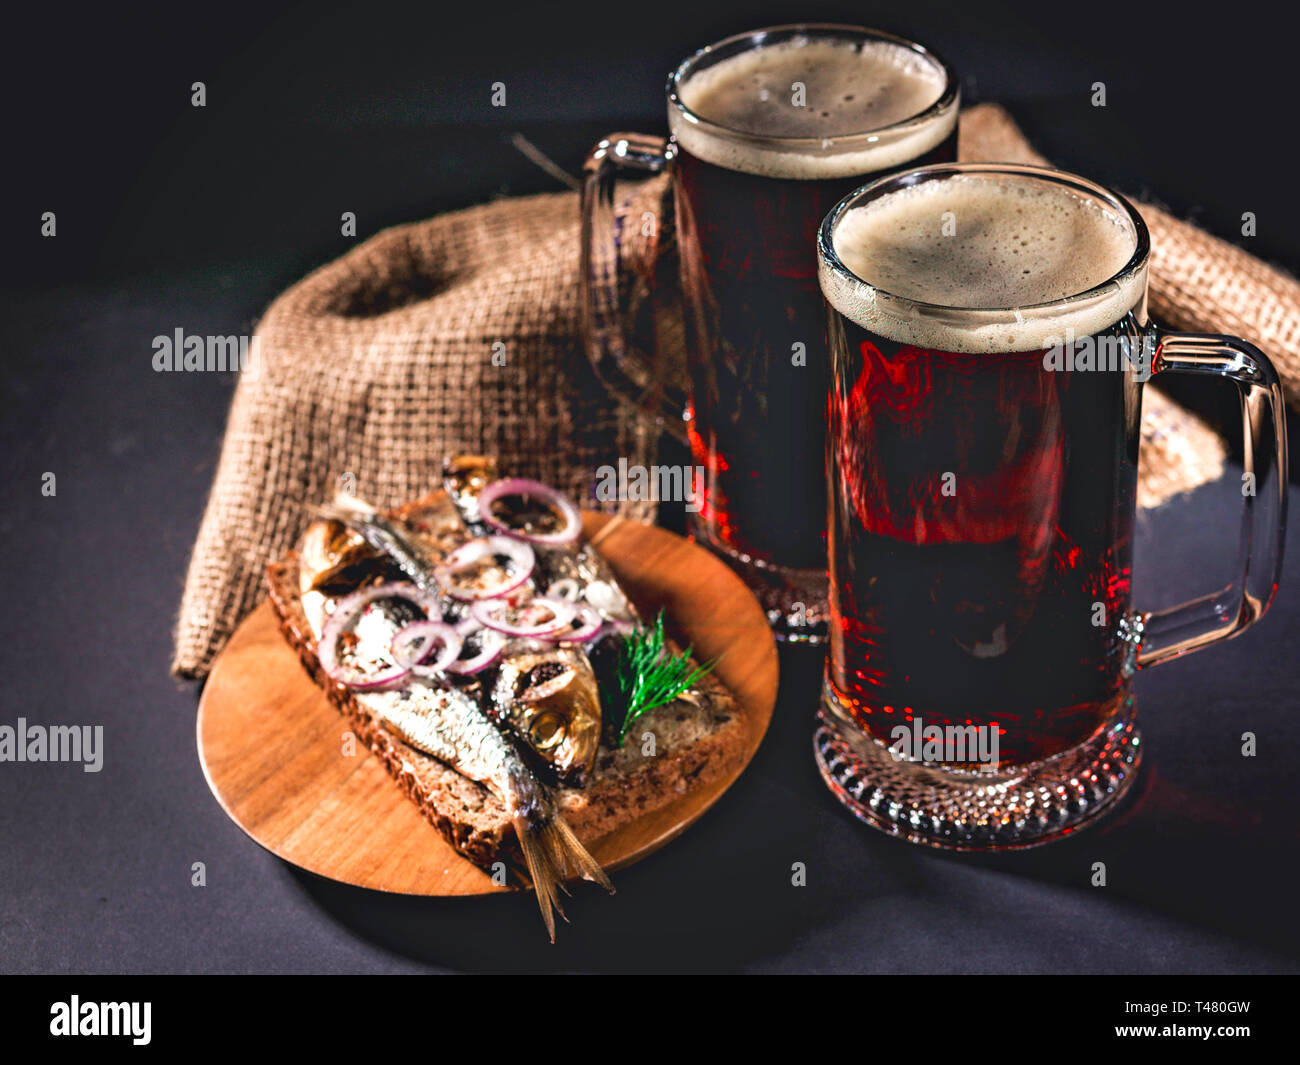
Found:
[3,0,1298,973]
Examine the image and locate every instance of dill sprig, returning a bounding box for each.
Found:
[607,610,715,748]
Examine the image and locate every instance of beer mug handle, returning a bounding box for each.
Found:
[1136,331,1289,667]
[580,133,688,443]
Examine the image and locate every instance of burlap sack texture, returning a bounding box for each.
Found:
[172,103,1287,679]
[174,191,660,679]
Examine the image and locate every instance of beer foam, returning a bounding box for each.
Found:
[822,173,1145,352]
[671,35,956,180]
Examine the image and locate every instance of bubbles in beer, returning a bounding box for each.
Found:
[681,36,945,138]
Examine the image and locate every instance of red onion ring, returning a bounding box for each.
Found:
[445,618,508,675]
[390,620,463,677]
[319,582,438,690]
[554,604,604,644]
[434,536,535,601]
[478,478,582,546]
[470,595,576,638]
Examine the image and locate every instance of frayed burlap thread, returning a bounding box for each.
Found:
[173,104,1269,679]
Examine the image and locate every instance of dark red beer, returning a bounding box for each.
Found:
[666,25,960,629]
[824,319,1141,764]
[674,136,957,568]
[812,162,1286,850]
[819,164,1149,766]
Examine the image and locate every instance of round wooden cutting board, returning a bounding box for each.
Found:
[197,514,779,896]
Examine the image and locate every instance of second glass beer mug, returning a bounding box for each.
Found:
[581,24,960,641]
[814,162,1287,848]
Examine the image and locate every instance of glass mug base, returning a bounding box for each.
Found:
[812,687,1143,850]
[689,525,828,643]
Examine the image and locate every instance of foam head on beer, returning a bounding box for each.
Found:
[671,34,956,179]
[822,172,1145,352]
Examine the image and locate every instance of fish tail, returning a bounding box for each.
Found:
[543,814,615,892]
[514,816,568,943]
[514,812,613,941]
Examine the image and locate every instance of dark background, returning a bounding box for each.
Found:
[2,0,1297,973]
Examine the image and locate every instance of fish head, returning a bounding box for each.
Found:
[299,519,379,594]
[495,649,602,787]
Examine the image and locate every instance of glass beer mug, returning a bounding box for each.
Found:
[813,162,1288,848]
[581,24,960,642]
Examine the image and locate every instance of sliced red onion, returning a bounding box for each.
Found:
[390,620,463,677]
[319,582,437,690]
[471,595,576,638]
[546,577,581,602]
[445,617,508,675]
[434,536,535,601]
[554,604,604,644]
[478,478,582,546]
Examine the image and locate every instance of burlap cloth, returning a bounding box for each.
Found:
[172,103,1298,679]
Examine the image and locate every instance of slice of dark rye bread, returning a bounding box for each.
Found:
[264,551,749,875]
